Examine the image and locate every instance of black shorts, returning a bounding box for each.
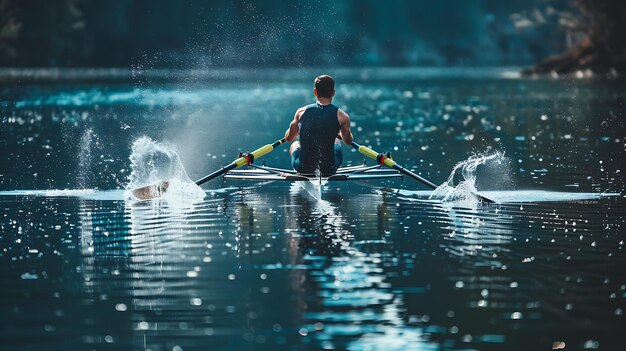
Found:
[291,144,343,173]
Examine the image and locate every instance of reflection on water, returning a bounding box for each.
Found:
[1,69,625,350]
[1,185,623,350]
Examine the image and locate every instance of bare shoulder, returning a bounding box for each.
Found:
[337,108,350,124]
[297,105,309,115]
[294,106,306,120]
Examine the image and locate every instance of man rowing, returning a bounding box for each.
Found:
[284,75,353,175]
[132,75,494,203]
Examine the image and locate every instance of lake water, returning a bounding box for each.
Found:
[1,68,624,350]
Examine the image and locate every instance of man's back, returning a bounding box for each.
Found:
[298,103,341,174]
[284,75,353,175]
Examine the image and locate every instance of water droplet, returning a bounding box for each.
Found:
[186,271,198,278]
[21,272,38,280]
[583,340,599,349]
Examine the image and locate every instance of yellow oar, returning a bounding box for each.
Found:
[132,138,287,200]
[351,142,495,203]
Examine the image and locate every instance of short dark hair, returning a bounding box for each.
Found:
[314,75,334,98]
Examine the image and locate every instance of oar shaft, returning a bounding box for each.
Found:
[195,138,286,186]
[391,164,438,190]
[195,163,237,186]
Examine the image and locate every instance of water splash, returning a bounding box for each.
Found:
[126,136,205,202]
[77,129,96,188]
[431,151,508,207]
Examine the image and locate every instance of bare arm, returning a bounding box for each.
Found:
[337,109,353,145]
[285,108,304,142]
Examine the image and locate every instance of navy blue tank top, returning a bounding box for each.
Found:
[298,103,341,175]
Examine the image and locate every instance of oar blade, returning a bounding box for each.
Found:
[129,138,286,200]
[131,180,170,200]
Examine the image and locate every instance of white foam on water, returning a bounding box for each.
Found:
[0,189,126,200]
[77,129,95,188]
[45,189,96,197]
[0,188,618,205]
[430,152,506,208]
[482,190,620,203]
[394,189,619,204]
[126,136,205,203]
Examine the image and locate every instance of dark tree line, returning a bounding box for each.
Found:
[1,0,609,70]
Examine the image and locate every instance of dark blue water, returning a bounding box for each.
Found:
[1,68,625,350]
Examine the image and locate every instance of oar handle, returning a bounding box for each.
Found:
[351,142,397,168]
[196,138,286,186]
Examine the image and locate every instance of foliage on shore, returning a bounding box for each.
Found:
[0,0,555,68]
[522,0,626,76]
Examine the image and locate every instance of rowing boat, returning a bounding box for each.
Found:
[131,137,495,203]
[224,163,403,184]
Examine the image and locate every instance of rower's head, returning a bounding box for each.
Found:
[314,75,335,101]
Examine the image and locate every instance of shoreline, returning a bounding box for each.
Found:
[0,67,524,84]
